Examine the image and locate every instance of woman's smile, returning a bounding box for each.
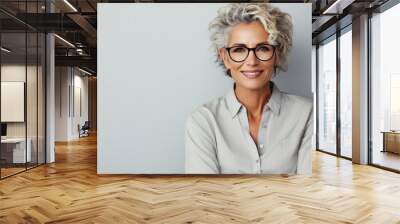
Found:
[241,70,264,78]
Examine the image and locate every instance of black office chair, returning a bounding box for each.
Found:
[79,121,90,138]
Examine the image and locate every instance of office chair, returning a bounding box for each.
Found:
[79,121,90,138]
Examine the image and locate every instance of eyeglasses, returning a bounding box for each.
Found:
[225,44,276,62]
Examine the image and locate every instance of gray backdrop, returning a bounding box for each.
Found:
[97,3,312,174]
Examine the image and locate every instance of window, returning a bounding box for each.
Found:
[317,35,337,155]
[339,27,352,158]
[371,2,400,171]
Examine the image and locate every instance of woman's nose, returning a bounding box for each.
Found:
[245,49,259,65]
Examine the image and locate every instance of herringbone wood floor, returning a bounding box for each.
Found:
[1,134,400,224]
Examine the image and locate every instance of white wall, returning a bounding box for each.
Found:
[55,67,69,141]
[98,3,312,174]
[72,72,89,138]
[55,67,89,141]
[312,45,317,150]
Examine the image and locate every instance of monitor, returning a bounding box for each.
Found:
[1,123,7,137]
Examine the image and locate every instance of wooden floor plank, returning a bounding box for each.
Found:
[1,134,400,223]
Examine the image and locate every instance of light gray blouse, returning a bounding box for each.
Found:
[184,82,313,175]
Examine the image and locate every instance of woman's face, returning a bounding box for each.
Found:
[219,21,277,91]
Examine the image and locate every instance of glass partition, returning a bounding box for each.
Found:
[38,32,45,165]
[0,31,28,177]
[339,27,352,158]
[0,1,46,179]
[317,35,337,155]
[27,31,38,169]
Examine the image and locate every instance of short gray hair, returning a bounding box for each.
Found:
[209,3,293,75]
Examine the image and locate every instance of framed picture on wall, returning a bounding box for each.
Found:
[1,81,25,122]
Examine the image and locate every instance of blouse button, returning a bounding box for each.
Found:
[259,144,264,149]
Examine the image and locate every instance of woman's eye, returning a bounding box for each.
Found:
[257,46,271,52]
[232,47,246,53]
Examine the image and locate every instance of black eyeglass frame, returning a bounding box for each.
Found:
[224,44,277,62]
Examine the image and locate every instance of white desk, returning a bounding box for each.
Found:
[1,138,32,163]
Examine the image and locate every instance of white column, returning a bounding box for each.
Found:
[352,14,369,164]
[46,1,56,163]
[46,33,55,163]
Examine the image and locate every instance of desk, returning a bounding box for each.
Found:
[1,138,32,163]
[381,131,400,154]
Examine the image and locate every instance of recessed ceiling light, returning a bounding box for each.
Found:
[323,0,354,15]
[78,67,93,76]
[63,0,78,12]
[54,34,75,48]
[1,47,11,53]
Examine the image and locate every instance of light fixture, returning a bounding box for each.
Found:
[322,0,354,15]
[78,67,93,76]
[63,0,78,12]
[54,34,75,48]
[76,48,85,55]
[1,47,11,53]
[323,0,341,14]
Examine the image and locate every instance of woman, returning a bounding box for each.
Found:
[185,3,313,175]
